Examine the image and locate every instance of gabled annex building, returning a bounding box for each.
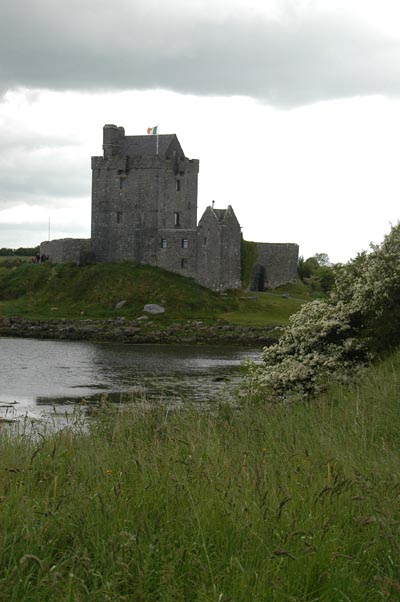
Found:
[41,125,299,291]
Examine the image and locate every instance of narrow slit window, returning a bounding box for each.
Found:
[174,212,180,226]
[182,239,189,249]
[181,258,188,269]
[117,211,123,224]
[176,180,181,192]
[161,239,168,249]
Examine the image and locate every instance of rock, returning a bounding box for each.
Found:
[115,300,127,309]
[143,304,165,315]
[122,327,141,335]
[281,293,289,299]
[137,316,149,321]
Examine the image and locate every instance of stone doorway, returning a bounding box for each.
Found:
[250,264,266,291]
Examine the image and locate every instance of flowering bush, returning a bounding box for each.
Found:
[247,223,400,401]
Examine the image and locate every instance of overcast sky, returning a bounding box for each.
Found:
[1,0,400,262]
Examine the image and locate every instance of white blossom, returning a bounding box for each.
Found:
[246,223,400,401]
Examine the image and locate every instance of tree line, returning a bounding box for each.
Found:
[0,246,39,257]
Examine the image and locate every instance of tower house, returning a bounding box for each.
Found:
[196,205,242,290]
[91,124,199,277]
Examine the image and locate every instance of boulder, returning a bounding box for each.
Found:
[115,300,127,309]
[143,304,165,315]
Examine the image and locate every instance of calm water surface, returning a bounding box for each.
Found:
[0,337,261,423]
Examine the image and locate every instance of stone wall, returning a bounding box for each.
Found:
[250,243,299,290]
[40,239,92,264]
[157,229,198,279]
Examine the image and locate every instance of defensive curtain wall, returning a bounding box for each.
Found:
[250,243,299,291]
[40,238,91,265]
[40,125,299,291]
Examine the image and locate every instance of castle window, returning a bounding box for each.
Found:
[119,178,126,189]
[181,239,189,249]
[174,212,180,226]
[176,180,181,192]
[161,239,168,249]
[117,211,123,224]
[203,237,207,245]
[181,258,188,269]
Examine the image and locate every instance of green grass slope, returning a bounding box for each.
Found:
[221,281,312,326]
[0,263,309,326]
[0,263,238,321]
[0,351,399,600]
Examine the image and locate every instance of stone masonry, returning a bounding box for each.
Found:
[250,243,299,291]
[40,125,299,291]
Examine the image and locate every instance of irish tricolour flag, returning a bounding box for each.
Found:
[147,126,158,135]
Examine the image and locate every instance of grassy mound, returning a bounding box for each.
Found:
[0,263,309,325]
[0,262,238,321]
[1,351,399,599]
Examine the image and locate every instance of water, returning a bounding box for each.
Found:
[0,337,261,424]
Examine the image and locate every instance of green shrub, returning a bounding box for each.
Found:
[240,238,258,288]
[248,223,400,401]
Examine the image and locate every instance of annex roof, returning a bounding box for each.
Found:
[121,134,183,157]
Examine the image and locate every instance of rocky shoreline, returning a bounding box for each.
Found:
[0,316,278,346]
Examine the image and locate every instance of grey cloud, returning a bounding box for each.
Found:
[0,221,89,234]
[0,114,90,210]
[0,222,48,232]
[1,2,400,106]
[0,142,90,209]
[0,221,90,249]
[0,132,81,154]
[0,169,89,204]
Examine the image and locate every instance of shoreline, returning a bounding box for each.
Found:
[0,316,278,346]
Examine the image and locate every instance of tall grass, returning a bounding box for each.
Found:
[1,352,400,600]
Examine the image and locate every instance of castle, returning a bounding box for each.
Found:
[41,125,299,291]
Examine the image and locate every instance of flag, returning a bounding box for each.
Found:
[147,126,158,135]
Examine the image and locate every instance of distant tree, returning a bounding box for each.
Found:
[0,246,39,257]
[13,246,39,256]
[315,266,335,294]
[313,252,331,267]
[298,253,335,294]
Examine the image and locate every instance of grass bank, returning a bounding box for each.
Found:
[0,262,309,327]
[1,352,400,600]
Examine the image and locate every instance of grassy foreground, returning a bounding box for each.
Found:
[1,354,400,600]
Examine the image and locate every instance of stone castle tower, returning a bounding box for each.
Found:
[90,124,241,290]
[40,124,298,291]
